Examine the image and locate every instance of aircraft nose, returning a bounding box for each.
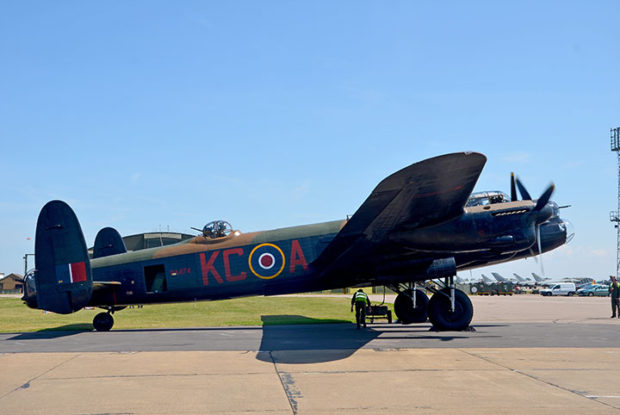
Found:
[560,219,575,244]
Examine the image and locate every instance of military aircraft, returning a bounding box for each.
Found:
[491,272,515,283]
[512,273,537,288]
[513,273,532,283]
[480,274,496,284]
[22,152,573,331]
[532,272,551,284]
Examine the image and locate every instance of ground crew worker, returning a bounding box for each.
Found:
[610,276,620,318]
[351,289,371,329]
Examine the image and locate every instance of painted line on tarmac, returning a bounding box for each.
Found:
[586,396,620,399]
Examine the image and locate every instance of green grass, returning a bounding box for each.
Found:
[0,296,390,332]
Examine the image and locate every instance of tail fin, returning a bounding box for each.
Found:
[491,272,505,282]
[34,201,92,314]
[93,227,126,258]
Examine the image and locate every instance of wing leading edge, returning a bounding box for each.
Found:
[316,152,487,268]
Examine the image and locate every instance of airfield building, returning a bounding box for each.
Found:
[0,273,24,293]
[87,231,195,257]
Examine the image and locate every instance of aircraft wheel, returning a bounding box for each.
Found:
[428,288,473,331]
[93,312,114,332]
[394,289,428,324]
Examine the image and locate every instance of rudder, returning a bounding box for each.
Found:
[93,227,127,258]
[34,200,93,314]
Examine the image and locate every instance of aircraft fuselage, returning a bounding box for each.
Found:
[86,202,569,308]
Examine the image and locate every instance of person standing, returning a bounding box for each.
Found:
[350,289,371,329]
[610,276,620,318]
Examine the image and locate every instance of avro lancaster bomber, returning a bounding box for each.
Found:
[23,152,573,331]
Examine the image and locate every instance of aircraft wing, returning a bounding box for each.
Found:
[316,152,487,269]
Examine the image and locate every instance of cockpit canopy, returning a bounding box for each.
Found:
[201,220,234,239]
[466,191,511,207]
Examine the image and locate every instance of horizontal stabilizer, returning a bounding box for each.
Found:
[93,227,127,258]
[34,200,93,314]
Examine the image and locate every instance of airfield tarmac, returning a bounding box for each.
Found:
[1,295,620,414]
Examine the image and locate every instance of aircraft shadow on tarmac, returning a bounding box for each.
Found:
[255,317,505,364]
[5,317,500,359]
[256,315,380,364]
[8,324,93,340]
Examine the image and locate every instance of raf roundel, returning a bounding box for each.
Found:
[249,243,285,279]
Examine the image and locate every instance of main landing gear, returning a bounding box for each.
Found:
[92,306,125,331]
[389,277,473,331]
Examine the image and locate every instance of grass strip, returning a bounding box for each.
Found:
[0,296,392,332]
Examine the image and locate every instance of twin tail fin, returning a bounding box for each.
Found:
[33,200,93,314]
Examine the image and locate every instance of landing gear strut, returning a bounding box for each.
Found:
[428,287,473,331]
[393,284,429,323]
[389,276,473,331]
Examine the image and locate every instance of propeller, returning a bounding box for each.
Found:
[534,183,555,211]
[536,225,546,276]
[513,174,555,212]
[515,177,532,200]
[510,172,518,201]
[512,173,555,277]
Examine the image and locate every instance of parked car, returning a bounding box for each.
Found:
[540,283,576,296]
[577,284,609,297]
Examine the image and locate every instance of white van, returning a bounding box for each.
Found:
[540,283,576,296]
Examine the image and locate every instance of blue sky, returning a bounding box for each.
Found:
[1,1,619,280]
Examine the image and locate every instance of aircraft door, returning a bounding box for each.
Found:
[144,264,167,294]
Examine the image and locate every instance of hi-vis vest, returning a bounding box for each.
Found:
[354,291,368,303]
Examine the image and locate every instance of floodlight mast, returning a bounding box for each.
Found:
[610,127,620,279]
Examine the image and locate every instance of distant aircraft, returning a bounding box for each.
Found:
[531,273,588,287]
[481,274,496,284]
[532,272,553,285]
[513,273,531,282]
[22,152,572,331]
[511,273,537,287]
[532,272,547,282]
[491,272,515,283]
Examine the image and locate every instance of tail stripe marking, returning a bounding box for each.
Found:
[55,262,87,284]
[70,262,87,283]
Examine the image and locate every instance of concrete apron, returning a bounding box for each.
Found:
[2,348,620,414]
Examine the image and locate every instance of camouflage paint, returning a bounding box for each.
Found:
[89,220,345,306]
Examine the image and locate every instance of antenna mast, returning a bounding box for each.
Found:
[610,127,620,278]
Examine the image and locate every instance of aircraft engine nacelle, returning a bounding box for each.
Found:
[390,212,541,254]
[26,200,93,314]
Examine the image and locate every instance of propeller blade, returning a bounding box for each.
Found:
[510,172,518,201]
[536,225,545,276]
[516,177,532,200]
[534,183,555,211]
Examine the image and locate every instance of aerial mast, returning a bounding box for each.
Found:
[610,127,620,278]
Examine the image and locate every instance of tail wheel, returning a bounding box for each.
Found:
[394,289,429,324]
[93,312,114,332]
[428,288,473,331]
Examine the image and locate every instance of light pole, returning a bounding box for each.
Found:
[610,127,620,278]
[23,253,34,278]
